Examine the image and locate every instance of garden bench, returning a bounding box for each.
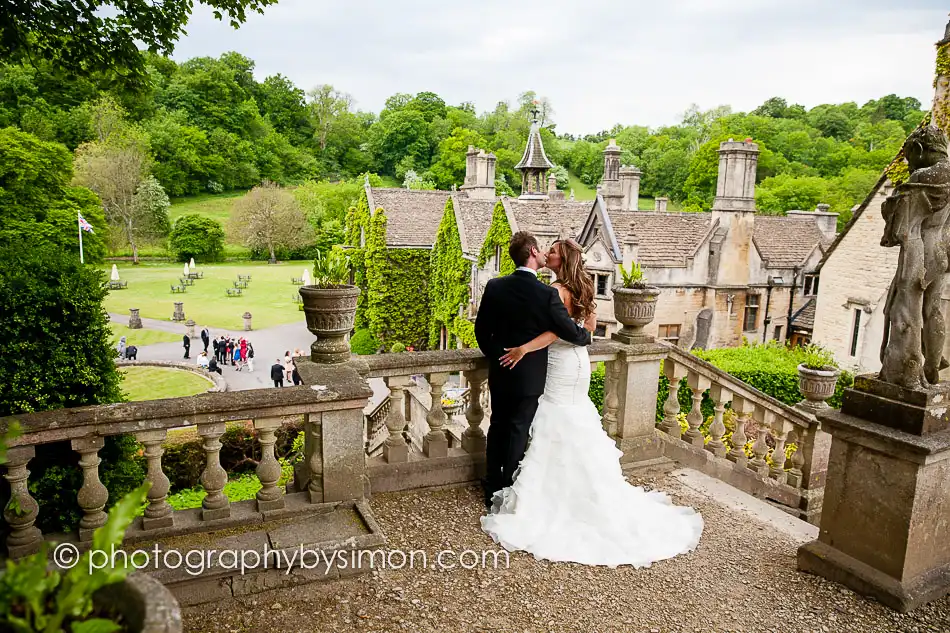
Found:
[226,288,243,297]
[291,277,304,285]
[187,271,203,279]
[180,277,194,286]
[107,280,127,290]
[233,280,248,289]
[170,284,185,293]
[238,274,252,282]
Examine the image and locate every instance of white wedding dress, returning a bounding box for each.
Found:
[481,337,704,567]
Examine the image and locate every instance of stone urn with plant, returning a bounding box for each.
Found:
[796,344,841,413]
[611,261,661,343]
[299,249,360,364]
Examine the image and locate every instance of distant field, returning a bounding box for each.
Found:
[102,260,310,330]
[565,172,597,200]
[169,191,245,225]
[121,366,213,401]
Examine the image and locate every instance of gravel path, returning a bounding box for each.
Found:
[182,474,949,632]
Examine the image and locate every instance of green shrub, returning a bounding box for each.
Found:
[589,363,605,413]
[349,328,381,355]
[390,341,406,353]
[169,213,225,262]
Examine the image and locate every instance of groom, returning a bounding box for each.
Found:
[474,231,593,509]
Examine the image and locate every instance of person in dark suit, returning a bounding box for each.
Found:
[271,360,285,388]
[182,333,190,359]
[474,231,593,509]
[200,327,210,353]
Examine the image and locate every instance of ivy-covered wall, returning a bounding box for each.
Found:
[428,198,473,348]
[363,208,431,347]
[477,201,516,275]
[345,191,372,327]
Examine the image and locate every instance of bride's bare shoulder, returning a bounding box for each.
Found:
[551,281,573,307]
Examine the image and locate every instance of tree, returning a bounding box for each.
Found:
[307,84,353,151]
[73,132,151,262]
[0,127,108,261]
[230,181,314,263]
[1,0,277,87]
[131,175,171,238]
[169,214,225,262]
[0,239,122,415]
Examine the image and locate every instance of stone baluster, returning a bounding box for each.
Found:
[770,420,792,481]
[307,413,324,503]
[727,397,751,467]
[254,417,285,512]
[72,437,109,541]
[748,408,772,477]
[135,430,173,530]
[659,360,688,437]
[3,446,43,558]
[786,437,805,488]
[462,369,488,454]
[706,383,732,458]
[383,376,411,463]
[198,422,230,520]
[602,361,621,437]
[424,372,450,458]
[684,371,711,447]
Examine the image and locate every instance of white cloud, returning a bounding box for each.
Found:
[171,0,948,134]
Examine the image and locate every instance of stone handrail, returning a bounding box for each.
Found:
[0,364,371,558]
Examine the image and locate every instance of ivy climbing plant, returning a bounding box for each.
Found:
[345,191,372,327]
[428,198,472,348]
[477,200,516,275]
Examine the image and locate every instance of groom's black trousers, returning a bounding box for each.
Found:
[484,391,541,506]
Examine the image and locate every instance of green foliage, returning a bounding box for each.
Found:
[428,198,472,347]
[311,248,350,287]
[0,127,108,262]
[477,201,516,275]
[131,174,172,237]
[451,316,478,348]
[0,482,150,633]
[349,328,382,355]
[390,342,406,353]
[589,363,605,413]
[169,213,226,262]
[617,261,646,288]
[800,344,838,370]
[0,240,122,416]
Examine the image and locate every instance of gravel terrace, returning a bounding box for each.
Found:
[183,473,950,633]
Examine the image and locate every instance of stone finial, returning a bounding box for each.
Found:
[129,308,142,329]
[816,203,831,213]
[569,189,575,201]
[243,312,252,331]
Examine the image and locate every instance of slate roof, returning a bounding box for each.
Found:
[753,216,828,268]
[369,188,451,247]
[610,212,716,267]
[514,121,554,171]
[508,199,592,238]
[453,197,495,257]
[790,298,816,332]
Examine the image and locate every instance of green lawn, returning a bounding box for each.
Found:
[121,366,213,401]
[169,191,245,225]
[566,172,597,200]
[102,260,310,330]
[108,321,183,347]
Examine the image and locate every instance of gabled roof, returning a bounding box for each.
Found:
[611,211,718,267]
[506,198,593,238]
[790,297,816,332]
[453,196,495,257]
[514,119,554,171]
[369,188,451,247]
[753,215,832,269]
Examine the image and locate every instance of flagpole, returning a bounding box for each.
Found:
[78,212,84,264]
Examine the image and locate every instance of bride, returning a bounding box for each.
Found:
[480,238,703,568]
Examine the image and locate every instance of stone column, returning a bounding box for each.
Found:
[306,413,324,503]
[197,422,230,520]
[659,358,688,437]
[3,446,42,558]
[185,319,196,339]
[706,383,732,458]
[382,376,411,463]
[243,312,253,331]
[424,372,450,458]
[601,361,621,436]
[654,197,668,212]
[129,308,142,329]
[612,344,670,468]
[172,302,185,322]
[684,371,711,447]
[320,407,366,502]
[72,437,108,542]
[135,429,173,530]
[462,369,487,454]
[727,397,752,468]
[254,417,285,512]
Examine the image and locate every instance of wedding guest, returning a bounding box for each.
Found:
[291,360,302,385]
[182,333,190,359]
[117,336,127,358]
[247,343,255,372]
[200,327,210,353]
[197,351,209,368]
[208,356,222,375]
[284,350,294,382]
[212,336,219,361]
[233,345,243,371]
[271,359,285,388]
[125,345,137,361]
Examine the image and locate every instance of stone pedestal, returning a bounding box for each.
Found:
[611,342,673,470]
[184,319,196,339]
[243,312,252,331]
[172,302,185,322]
[129,308,143,329]
[797,382,950,612]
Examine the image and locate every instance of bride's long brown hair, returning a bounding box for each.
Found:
[552,239,596,321]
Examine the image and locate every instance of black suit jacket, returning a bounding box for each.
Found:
[475,269,591,397]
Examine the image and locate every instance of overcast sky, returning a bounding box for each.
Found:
[171,0,948,135]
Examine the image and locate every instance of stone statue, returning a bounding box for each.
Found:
[879,125,950,389]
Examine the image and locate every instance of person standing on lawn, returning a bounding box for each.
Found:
[182,333,190,359]
[271,359,284,388]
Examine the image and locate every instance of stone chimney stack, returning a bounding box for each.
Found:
[548,174,557,194]
[712,138,759,212]
[787,204,839,240]
[619,165,641,211]
[461,147,497,199]
[654,197,668,213]
[601,139,624,210]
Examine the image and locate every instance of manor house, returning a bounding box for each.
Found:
[350,114,836,350]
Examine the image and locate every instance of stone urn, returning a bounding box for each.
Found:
[442,400,464,418]
[797,364,840,412]
[611,286,660,343]
[299,285,360,363]
[92,574,182,633]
